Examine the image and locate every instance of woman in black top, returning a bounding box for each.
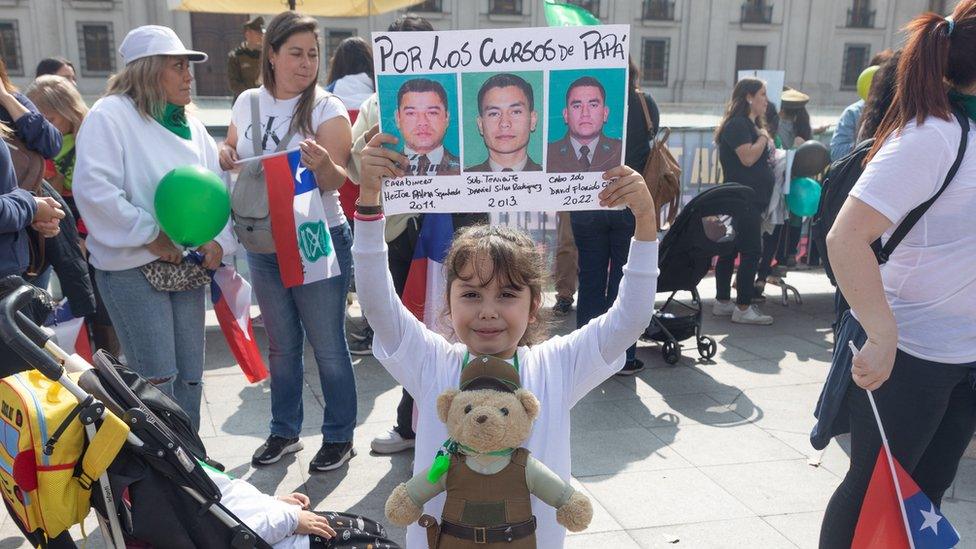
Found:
[712,78,774,325]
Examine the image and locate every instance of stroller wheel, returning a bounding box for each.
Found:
[662,341,681,365]
[697,336,717,360]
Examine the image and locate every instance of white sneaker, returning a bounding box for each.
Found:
[370,428,415,454]
[732,305,774,325]
[712,300,736,316]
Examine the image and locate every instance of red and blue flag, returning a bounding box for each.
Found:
[402,214,453,329]
[264,149,340,288]
[210,265,268,383]
[853,449,961,549]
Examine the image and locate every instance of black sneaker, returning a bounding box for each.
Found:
[309,441,356,472]
[615,358,645,376]
[252,435,303,466]
[552,297,573,316]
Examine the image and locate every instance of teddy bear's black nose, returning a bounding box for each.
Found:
[475,415,488,424]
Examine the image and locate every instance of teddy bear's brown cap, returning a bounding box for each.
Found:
[459,354,521,393]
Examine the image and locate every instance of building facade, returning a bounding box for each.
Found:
[0,0,955,106]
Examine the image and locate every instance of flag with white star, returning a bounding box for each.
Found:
[853,448,960,548]
[263,149,341,288]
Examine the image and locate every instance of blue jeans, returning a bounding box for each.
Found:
[94,267,205,431]
[570,209,637,362]
[247,222,357,441]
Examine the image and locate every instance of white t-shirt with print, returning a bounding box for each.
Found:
[850,116,976,363]
[231,86,349,227]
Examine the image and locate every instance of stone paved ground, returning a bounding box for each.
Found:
[1,270,973,548]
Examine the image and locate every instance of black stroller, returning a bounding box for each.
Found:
[643,184,757,364]
[0,279,397,548]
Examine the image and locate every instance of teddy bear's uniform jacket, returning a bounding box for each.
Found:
[434,448,536,548]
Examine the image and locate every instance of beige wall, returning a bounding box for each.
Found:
[1,0,950,105]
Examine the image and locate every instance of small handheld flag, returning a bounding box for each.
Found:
[262,149,341,288]
[849,341,961,549]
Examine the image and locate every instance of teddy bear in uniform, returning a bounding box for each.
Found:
[384,354,592,548]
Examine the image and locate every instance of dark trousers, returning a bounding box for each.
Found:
[757,224,783,282]
[387,213,489,438]
[570,209,637,362]
[714,204,762,306]
[819,350,976,548]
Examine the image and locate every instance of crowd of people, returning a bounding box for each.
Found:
[0,2,974,548]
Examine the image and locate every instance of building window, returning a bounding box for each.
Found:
[325,30,354,64]
[741,1,773,24]
[413,0,443,12]
[841,44,870,89]
[565,0,599,17]
[641,38,669,86]
[489,0,522,15]
[847,0,875,28]
[77,22,115,76]
[735,45,766,81]
[642,0,675,21]
[0,21,22,76]
[928,0,947,14]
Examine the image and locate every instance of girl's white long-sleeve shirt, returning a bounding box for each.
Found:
[73,94,236,271]
[352,217,658,549]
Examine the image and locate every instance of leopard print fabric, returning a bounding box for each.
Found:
[139,260,211,292]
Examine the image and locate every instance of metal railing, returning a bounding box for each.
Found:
[642,0,675,21]
[741,2,773,24]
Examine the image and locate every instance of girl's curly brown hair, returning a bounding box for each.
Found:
[443,224,550,346]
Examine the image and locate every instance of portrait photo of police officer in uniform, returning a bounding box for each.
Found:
[547,73,625,173]
[463,72,543,173]
[392,77,461,176]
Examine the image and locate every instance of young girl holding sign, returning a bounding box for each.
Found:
[355,132,658,548]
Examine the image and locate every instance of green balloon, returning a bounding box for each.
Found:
[154,165,230,247]
[787,177,822,217]
[857,65,879,101]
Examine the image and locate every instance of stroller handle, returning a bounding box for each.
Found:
[0,285,63,381]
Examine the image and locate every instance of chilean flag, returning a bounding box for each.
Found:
[264,149,341,288]
[853,449,961,549]
[402,214,453,329]
[210,265,268,383]
[44,300,92,363]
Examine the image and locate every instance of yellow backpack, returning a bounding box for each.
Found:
[0,369,128,538]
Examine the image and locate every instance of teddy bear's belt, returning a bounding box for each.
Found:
[435,515,537,544]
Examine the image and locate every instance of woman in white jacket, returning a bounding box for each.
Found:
[73,26,236,431]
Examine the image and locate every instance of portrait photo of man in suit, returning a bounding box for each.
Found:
[465,73,542,172]
[547,76,623,173]
[394,78,461,176]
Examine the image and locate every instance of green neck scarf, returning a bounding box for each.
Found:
[949,90,976,123]
[154,103,191,140]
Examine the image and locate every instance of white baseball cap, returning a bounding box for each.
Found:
[119,25,208,66]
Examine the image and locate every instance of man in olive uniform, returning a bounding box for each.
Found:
[227,16,264,104]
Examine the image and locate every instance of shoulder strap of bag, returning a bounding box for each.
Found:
[878,107,970,262]
[249,93,263,157]
[637,89,654,135]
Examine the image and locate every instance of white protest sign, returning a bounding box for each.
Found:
[737,69,786,111]
[372,24,630,215]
